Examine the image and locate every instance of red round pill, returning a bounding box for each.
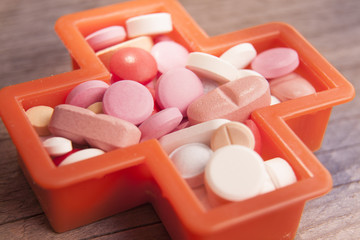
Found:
[109,47,158,85]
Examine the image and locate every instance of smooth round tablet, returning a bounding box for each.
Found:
[210,121,255,151]
[126,13,173,38]
[26,105,54,136]
[264,157,297,188]
[186,52,238,84]
[151,41,189,74]
[110,47,158,85]
[156,67,203,116]
[65,80,109,108]
[139,107,183,142]
[103,80,154,125]
[85,26,126,52]
[220,43,257,69]
[42,136,73,157]
[87,102,103,114]
[59,148,105,166]
[251,47,299,79]
[205,145,266,202]
[169,143,213,188]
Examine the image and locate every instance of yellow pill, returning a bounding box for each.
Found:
[87,102,103,114]
[26,105,54,136]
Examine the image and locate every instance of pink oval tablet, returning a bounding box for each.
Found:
[151,41,189,74]
[269,72,316,101]
[139,107,183,142]
[85,26,127,52]
[103,80,154,125]
[251,47,299,79]
[66,80,109,108]
[156,68,203,116]
[187,76,270,125]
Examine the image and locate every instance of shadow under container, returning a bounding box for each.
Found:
[0,0,355,239]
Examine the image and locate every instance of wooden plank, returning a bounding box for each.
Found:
[296,181,360,240]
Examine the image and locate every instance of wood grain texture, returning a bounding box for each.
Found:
[0,0,359,239]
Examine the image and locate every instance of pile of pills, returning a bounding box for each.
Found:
[25,12,311,204]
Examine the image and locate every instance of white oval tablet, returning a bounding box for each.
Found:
[186,52,238,84]
[169,143,213,188]
[220,43,257,69]
[158,119,230,154]
[205,145,266,202]
[59,148,105,166]
[42,136,73,157]
[237,69,263,79]
[126,13,173,38]
[264,157,297,188]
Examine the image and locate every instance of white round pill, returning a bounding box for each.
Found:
[205,145,266,202]
[42,136,72,157]
[220,43,257,69]
[126,13,173,38]
[264,157,297,188]
[59,148,105,166]
[186,52,238,84]
[169,143,213,188]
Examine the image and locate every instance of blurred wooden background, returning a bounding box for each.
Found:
[1,0,359,239]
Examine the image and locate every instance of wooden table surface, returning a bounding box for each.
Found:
[1,0,359,239]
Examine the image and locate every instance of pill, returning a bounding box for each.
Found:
[109,47,157,85]
[85,26,126,52]
[271,95,281,105]
[126,13,173,38]
[244,119,262,154]
[269,72,316,101]
[210,121,255,151]
[237,69,263,79]
[96,36,154,70]
[251,47,299,79]
[139,107,183,142]
[158,119,230,154]
[205,145,267,203]
[42,136,73,157]
[59,148,105,167]
[169,143,213,188]
[103,80,154,125]
[65,80,109,108]
[201,77,219,94]
[220,43,257,69]
[187,75,271,125]
[186,52,238,84]
[264,157,297,188]
[25,105,54,136]
[49,104,141,151]
[87,102,103,114]
[151,41,189,74]
[155,67,203,116]
[259,170,276,194]
[53,149,80,166]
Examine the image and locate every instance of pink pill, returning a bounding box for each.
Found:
[251,47,299,79]
[66,80,109,108]
[151,41,189,74]
[139,107,183,142]
[156,68,203,116]
[269,72,316,101]
[85,26,127,52]
[103,80,154,125]
[187,75,270,125]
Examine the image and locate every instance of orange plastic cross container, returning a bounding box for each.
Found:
[0,0,355,239]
